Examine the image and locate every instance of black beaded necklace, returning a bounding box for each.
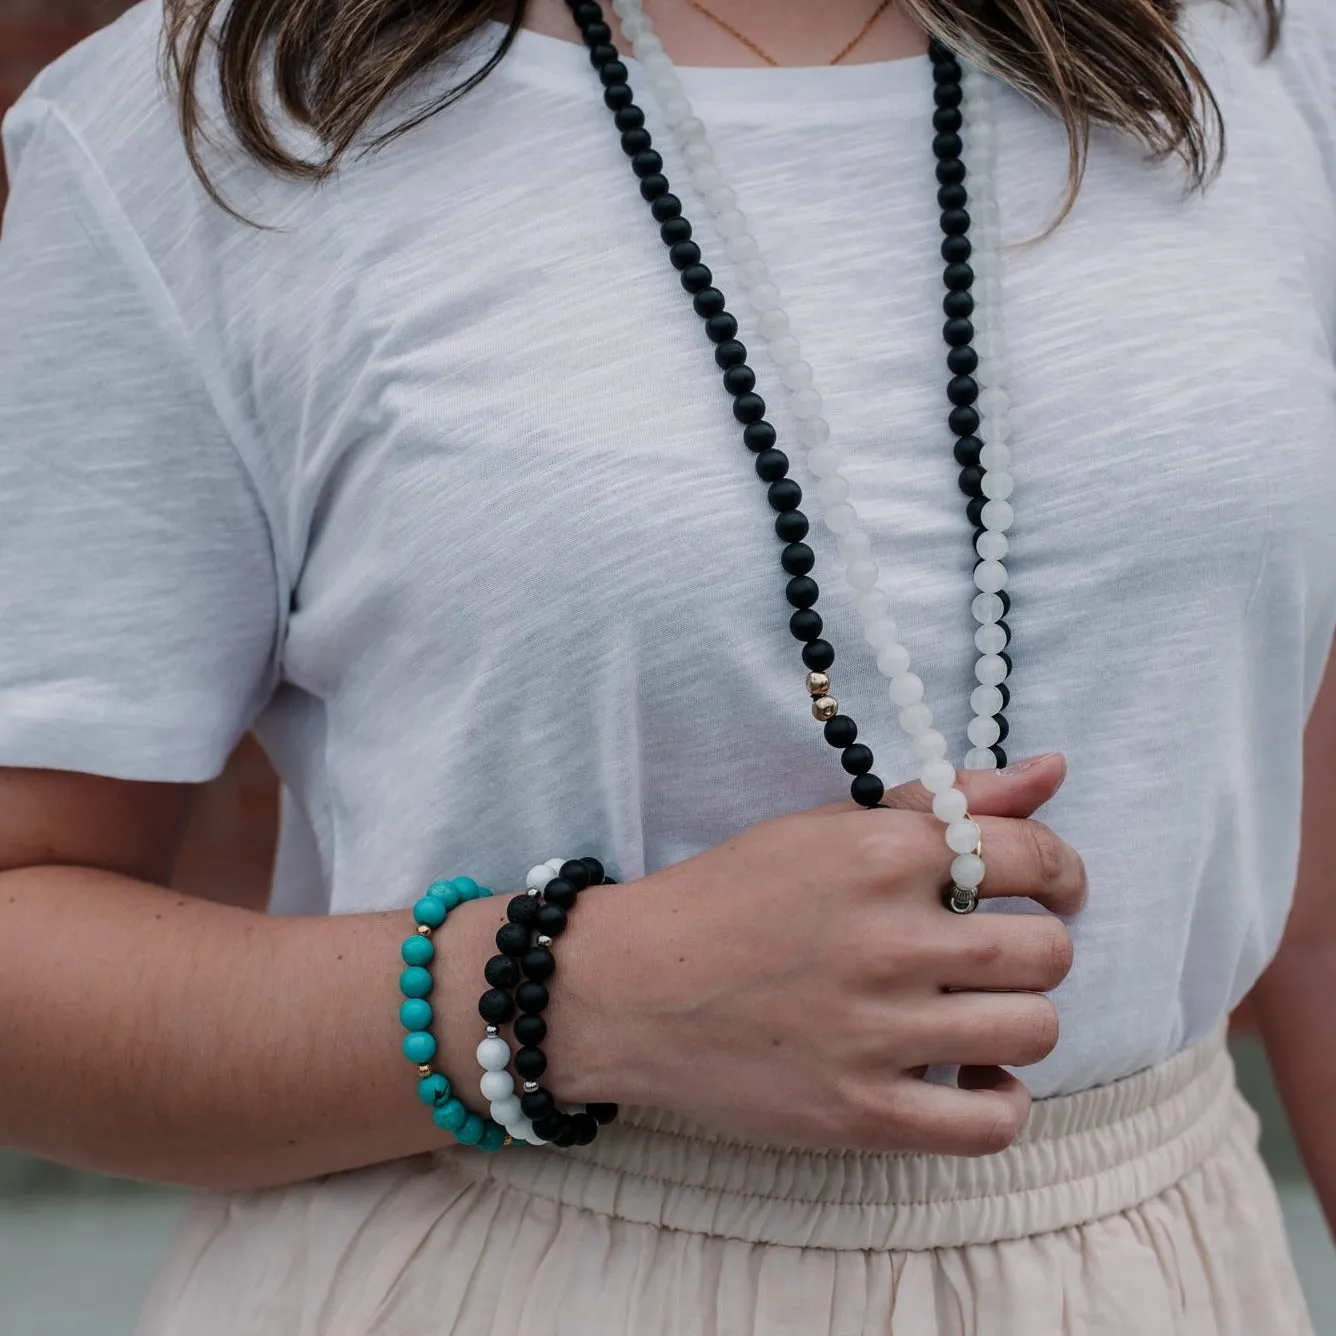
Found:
[567,0,1013,805]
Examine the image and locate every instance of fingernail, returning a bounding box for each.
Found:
[1002,752,1060,777]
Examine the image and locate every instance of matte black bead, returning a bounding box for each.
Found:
[484,953,520,989]
[936,156,966,185]
[768,479,803,512]
[570,1112,600,1145]
[942,236,974,270]
[733,391,766,423]
[754,448,788,481]
[583,21,613,46]
[932,59,961,84]
[851,773,886,807]
[944,290,974,319]
[994,714,1010,743]
[506,894,540,924]
[680,262,712,293]
[726,365,758,397]
[536,903,568,936]
[639,174,670,201]
[933,132,963,160]
[938,183,968,211]
[649,192,681,220]
[966,495,987,527]
[928,37,954,62]
[694,288,727,318]
[774,508,809,541]
[997,589,1011,616]
[552,1122,581,1148]
[948,375,979,406]
[802,639,835,672]
[933,106,963,133]
[479,988,516,1023]
[530,1110,566,1139]
[669,240,702,270]
[631,149,664,177]
[514,1046,547,1080]
[705,313,738,342]
[990,745,1009,768]
[559,860,591,889]
[824,715,857,748]
[619,128,652,155]
[941,207,971,235]
[996,681,1011,710]
[950,405,981,436]
[514,1013,547,1047]
[516,980,550,1014]
[954,435,983,466]
[999,652,1013,676]
[944,317,975,346]
[786,576,819,609]
[959,465,985,497]
[789,608,823,642]
[523,1090,557,1121]
[994,619,1011,647]
[743,420,776,451]
[581,857,606,884]
[522,946,555,981]
[934,82,963,109]
[948,345,979,375]
[495,921,529,957]
[614,105,646,131]
[543,878,577,910]
[714,339,748,369]
[659,216,692,245]
[589,43,620,67]
[943,262,974,291]
[587,1102,619,1125]
[599,59,629,86]
[841,743,875,775]
[572,2,601,27]
[780,541,813,575]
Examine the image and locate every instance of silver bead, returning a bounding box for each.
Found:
[527,888,541,898]
[536,934,553,947]
[946,885,980,915]
[486,1025,499,1037]
[523,1081,539,1094]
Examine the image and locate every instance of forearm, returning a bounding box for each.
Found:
[0,865,523,1191]
[1252,941,1336,1234]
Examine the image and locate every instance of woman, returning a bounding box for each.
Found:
[0,0,1331,1330]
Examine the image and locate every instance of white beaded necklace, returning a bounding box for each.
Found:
[611,0,1017,906]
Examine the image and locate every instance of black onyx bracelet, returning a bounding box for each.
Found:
[477,857,618,1147]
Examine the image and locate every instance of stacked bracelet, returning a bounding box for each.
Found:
[399,876,511,1152]
[477,857,619,1149]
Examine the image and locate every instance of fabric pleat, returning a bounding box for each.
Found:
[136,1026,1314,1335]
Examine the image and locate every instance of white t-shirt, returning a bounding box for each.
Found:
[2,0,1334,1097]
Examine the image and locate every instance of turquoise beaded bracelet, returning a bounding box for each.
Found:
[398,876,513,1152]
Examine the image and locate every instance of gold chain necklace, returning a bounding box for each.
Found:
[679,0,894,67]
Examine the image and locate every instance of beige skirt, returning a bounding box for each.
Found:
[136,1027,1314,1335]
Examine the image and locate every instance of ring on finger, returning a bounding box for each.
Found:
[944,822,984,915]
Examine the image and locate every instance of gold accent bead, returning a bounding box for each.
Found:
[812,695,839,722]
[416,923,432,936]
[503,1134,514,1148]
[417,1064,433,1078]
[805,671,831,697]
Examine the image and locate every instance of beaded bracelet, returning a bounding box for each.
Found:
[399,876,512,1152]
[478,857,619,1148]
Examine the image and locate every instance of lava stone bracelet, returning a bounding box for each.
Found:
[478,857,619,1148]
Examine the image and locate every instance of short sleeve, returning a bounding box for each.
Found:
[0,96,279,782]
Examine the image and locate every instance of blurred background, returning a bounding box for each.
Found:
[1,2,1334,1333]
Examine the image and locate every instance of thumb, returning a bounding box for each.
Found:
[881,752,1067,820]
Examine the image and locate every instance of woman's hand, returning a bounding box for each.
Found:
[552,753,1084,1155]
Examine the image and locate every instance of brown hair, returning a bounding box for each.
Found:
[163,0,1283,224]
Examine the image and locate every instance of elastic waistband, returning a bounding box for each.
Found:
[464,1026,1244,1250]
